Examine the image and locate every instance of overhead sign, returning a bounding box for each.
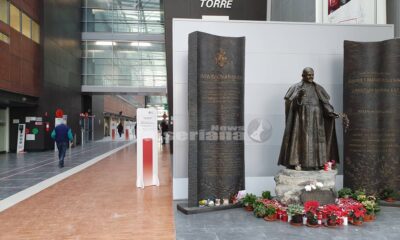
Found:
[200,0,233,8]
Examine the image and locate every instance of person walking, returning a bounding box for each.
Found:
[51,121,73,168]
[117,122,124,138]
[160,115,169,145]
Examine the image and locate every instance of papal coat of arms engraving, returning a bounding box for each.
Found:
[215,49,228,68]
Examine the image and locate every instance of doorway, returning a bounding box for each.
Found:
[0,108,9,153]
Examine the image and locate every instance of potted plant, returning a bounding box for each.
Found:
[242,193,257,211]
[362,196,380,222]
[253,201,267,218]
[380,188,398,202]
[287,204,304,226]
[338,187,353,199]
[304,201,319,227]
[349,204,366,226]
[352,189,366,202]
[262,191,272,200]
[264,204,277,221]
[324,204,341,227]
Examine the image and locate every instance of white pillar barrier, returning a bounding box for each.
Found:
[136,108,159,188]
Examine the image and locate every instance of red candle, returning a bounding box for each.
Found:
[281,213,288,222]
[324,163,329,171]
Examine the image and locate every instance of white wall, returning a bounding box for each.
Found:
[172,19,393,199]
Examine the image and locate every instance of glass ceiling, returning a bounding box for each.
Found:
[82,0,164,33]
[81,0,166,90]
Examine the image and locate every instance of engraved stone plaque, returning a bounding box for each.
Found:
[300,189,336,206]
[187,32,245,207]
[343,39,400,194]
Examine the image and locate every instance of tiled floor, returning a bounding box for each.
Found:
[0,143,175,239]
[174,202,400,240]
[0,141,130,200]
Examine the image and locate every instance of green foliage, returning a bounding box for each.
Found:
[265,205,276,216]
[242,193,257,207]
[352,189,366,201]
[338,187,353,198]
[380,188,398,200]
[306,211,318,225]
[262,191,272,200]
[253,202,266,218]
[362,200,380,215]
[287,204,304,216]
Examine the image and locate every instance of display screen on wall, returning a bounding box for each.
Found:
[328,0,352,14]
[326,0,380,24]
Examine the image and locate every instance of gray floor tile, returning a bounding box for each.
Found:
[175,201,400,240]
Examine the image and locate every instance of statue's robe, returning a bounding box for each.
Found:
[278,80,339,168]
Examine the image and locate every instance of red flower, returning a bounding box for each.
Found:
[304,201,319,213]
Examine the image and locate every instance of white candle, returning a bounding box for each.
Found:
[342,216,348,226]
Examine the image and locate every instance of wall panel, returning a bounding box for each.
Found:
[172,19,393,199]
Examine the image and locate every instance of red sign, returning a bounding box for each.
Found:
[143,138,153,186]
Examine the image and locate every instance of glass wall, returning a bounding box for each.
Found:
[32,21,40,44]
[82,40,166,87]
[82,0,164,33]
[9,3,20,32]
[82,0,166,89]
[21,12,31,38]
[0,0,8,24]
[3,3,39,44]
[0,32,9,44]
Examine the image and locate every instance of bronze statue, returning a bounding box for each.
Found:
[278,67,339,170]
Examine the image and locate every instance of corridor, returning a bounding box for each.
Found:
[0,144,175,239]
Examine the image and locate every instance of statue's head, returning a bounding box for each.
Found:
[302,67,314,83]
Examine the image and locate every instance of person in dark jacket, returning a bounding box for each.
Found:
[160,116,169,145]
[51,121,73,168]
[117,122,123,137]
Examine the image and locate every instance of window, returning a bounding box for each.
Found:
[21,12,31,38]
[32,20,40,43]
[10,4,20,31]
[0,0,8,24]
[0,32,9,44]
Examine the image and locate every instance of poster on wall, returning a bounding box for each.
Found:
[16,124,26,153]
[325,0,385,24]
[328,0,352,14]
[136,108,159,188]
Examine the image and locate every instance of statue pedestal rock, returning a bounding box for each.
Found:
[274,169,337,205]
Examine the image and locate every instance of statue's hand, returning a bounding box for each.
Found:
[297,88,306,99]
[329,112,340,118]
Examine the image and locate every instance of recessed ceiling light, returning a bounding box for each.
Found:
[130,41,152,47]
[95,41,115,46]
